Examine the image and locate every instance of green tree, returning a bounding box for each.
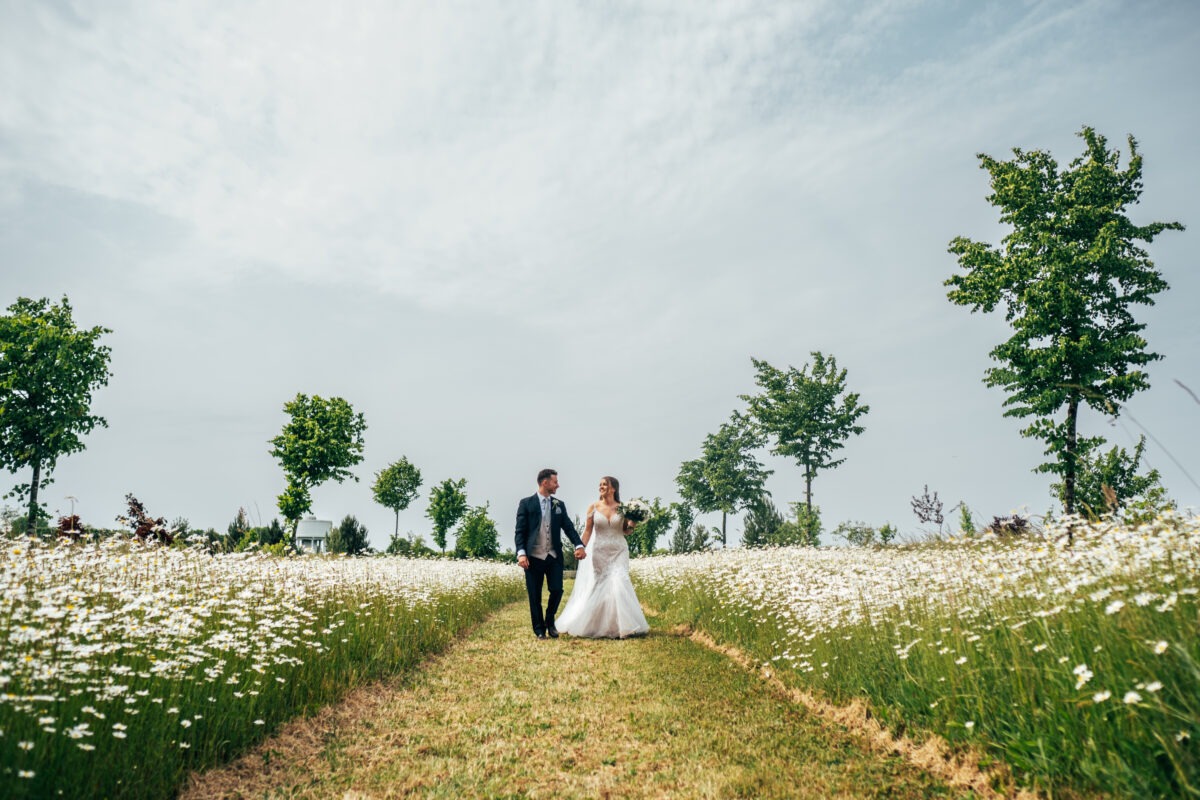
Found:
[373,457,423,538]
[226,507,252,552]
[676,412,772,547]
[269,393,366,537]
[626,497,673,556]
[0,296,112,535]
[670,517,715,554]
[8,512,53,538]
[426,477,468,553]
[741,353,869,516]
[774,503,822,547]
[455,504,500,559]
[254,518,287,547]
[671,502,696,552]
[946,127,1183,516]
[387,531,434,557]
[327,514,371,555]
[1052,435,1166,518]
[741,496,784,548]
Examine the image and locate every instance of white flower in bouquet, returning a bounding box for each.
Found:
[619,498,651,525]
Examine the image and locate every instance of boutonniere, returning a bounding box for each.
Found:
[551,499,562,514]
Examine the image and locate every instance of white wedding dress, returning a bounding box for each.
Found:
[557,507,649,638]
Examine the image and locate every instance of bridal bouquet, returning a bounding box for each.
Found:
[618,498,650,525]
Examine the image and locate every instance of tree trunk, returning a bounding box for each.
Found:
[805,467,813,514]
[720,511,727,548]
[394,510,400,538]
[27,460,41,536]
[1064,397,1079,516]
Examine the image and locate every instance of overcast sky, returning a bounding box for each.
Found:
[2,0,1198,551]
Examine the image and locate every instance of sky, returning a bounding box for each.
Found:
[2,0,1198,551]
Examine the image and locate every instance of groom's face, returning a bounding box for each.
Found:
[541,475,560,495]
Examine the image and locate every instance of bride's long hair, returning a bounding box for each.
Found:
[602,476,621,503]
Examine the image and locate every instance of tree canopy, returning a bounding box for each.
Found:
[327,514,371,555]
[455,504,500,559]
[0,296,112,534]
[269,393,366,534]
[946,126,1182,515]
[740,353,868,514]
[676,412,771,546]
[426,477,468,553]
[373,457,423,538]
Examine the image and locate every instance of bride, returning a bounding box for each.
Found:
[557,476,649,639]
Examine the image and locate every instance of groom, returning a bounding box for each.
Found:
[515,468,586,639]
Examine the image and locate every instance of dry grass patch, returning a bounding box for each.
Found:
[186,590,964,799]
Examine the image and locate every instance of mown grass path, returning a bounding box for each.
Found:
[184,594,962,799]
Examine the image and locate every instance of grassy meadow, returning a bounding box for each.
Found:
[633,512,1200,798]
[0,538,523,799]
[3,513,1197,798]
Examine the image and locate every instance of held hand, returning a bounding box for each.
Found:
[574,547,586,560]
[517,555,530,570]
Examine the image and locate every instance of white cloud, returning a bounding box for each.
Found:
[3,0,1199,542]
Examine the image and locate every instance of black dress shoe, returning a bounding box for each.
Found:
[546,626,559,638]
[535,632,548,640]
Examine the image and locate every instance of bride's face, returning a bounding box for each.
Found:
[598,479,611,500]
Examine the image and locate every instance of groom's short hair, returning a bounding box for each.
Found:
[537,468,557,485]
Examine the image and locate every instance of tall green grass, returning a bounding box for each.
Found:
[0,539,524,799]
[634,515,1200,798]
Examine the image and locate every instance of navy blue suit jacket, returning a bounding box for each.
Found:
[514,494,583,559]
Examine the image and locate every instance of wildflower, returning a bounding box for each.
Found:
[1146,681,1163,693]
[964,721,975,730]
[1104,600,1125,615]
[1093,691,1111,703]
[1123,691,1142,705]
[18,741,34,750]
[955,657,968,665]
[1033,644,1048,652]
[254,719,265,725]
[180,719,192,728]
[18,770,34,779]
[1074,664,1094,689]
[1154,641,1169,655]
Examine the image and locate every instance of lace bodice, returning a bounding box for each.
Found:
[592,507,624,537]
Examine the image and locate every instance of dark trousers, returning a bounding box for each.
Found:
[524,554,563,635]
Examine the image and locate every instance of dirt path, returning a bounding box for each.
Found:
[183,598,965,799]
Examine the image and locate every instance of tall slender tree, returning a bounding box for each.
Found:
[0,297,112,534]
[426,477,468,553]
[946,127,1182,515]
[741,353,869,515]
[372,457,423,538]
[676,412,771,547]
[269,393,366,536]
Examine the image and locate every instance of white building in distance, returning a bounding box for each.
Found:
[296,517,332,553]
